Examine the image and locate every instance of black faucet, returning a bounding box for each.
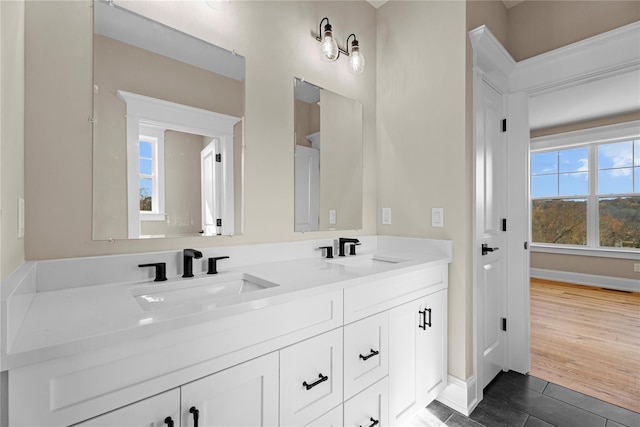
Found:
[338,238,360,257]
[207,256,229,274]
[182,248,203,278]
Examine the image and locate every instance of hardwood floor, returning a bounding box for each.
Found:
[530,278,640,413]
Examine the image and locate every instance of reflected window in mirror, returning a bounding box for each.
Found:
[138,126,165,221]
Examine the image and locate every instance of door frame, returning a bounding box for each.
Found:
[470,21,640,412]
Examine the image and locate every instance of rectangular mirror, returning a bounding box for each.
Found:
[294,78,363,232]
[92,1,245,240]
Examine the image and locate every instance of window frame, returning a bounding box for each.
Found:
[137,125,166,221]
[530,120,640,256]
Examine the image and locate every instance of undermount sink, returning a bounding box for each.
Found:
[131,273,279,311]
[326,254,408,270]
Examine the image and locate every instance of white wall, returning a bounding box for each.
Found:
[376,1,469,380]
[24,0,377,260]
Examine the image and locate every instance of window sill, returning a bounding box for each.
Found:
[531,244,640,260]
[140,213,166,222]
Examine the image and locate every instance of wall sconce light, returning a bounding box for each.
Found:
[315,17,365,75]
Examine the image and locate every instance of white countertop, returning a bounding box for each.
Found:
[1,237,452,370]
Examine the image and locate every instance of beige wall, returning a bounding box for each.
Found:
[1,0,25,281]
[377,0,468,379]
[507,0,640,61]
[24,0,377,260]
[531,252,640,280]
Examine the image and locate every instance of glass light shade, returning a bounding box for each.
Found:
[321,30,339,62]
[348,45,365,74]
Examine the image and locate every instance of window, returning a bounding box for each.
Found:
[138,125,165,220]
[530,123,640,251]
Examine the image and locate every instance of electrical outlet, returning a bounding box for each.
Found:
[329,210,336,225]
[634,263,640,273]
[382,208,392,225]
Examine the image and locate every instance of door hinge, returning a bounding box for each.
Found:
[501,118,507,132]
[215,153,222,162]
[501,318,507,331]
[216,218,222,227]
[501,218,507,232]
[524,241,529,250]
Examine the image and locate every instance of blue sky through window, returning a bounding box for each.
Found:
[532,147,588,197]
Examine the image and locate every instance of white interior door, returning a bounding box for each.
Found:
[201,139,221,236]
[475,79,508,390]
[294,145,319,232]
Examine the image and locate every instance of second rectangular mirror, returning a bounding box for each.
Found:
[294,78,363,232]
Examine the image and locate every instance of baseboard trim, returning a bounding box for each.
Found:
[530,268,640,293]
[437,374,478,416]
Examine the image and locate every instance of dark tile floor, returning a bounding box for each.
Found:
[422,371,640,427]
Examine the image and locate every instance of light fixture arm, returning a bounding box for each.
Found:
[344,34,358,56]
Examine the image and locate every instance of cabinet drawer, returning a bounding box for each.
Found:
[280,328,343,426]
[344,312,388,399]
[344,265,447,323]
[344,377,388,427]
[304,404,343,427]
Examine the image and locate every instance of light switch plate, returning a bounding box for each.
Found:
[382,208,392,225]
[432,207,444,228]
[329,210,336,225]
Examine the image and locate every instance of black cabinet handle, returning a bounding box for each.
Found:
[419,308,432,329]
[164,417,174,427]
[190,406,200,427]
[359,349,380,361]
[360,417,379,427]
[302,373,329,390]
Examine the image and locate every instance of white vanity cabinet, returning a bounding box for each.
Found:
[388,289,448,426]
[74,389,180,427]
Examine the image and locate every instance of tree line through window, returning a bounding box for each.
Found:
[531,139,640,249]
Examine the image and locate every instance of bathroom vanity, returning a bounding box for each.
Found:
[1,236,451,426]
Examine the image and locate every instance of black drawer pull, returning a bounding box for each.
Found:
[164,417,174,427]
[302,373,329,390]
[359,349,380,361]
[360,417,379,427]
[190,406,200,427]
[419,308,432,329]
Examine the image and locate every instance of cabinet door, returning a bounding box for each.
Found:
[344,311,388,399]
[344,377,388,427]
[422,290,447,400]
[280,328,344,426]
[74,389,180,427]
[181,352,278,427]
[388,290,447,426]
